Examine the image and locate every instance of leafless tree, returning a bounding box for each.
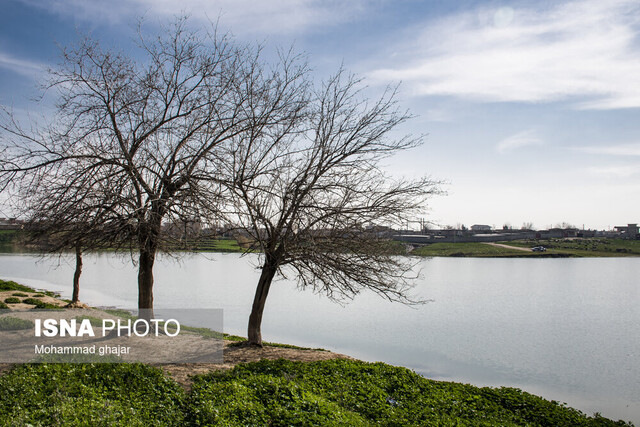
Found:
[221,71,441,346]
[1,17,308,315]
[16,157,129,306]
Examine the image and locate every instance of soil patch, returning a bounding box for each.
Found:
[0,292,352,390]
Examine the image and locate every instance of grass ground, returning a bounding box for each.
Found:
[176,237,245,253]
[0,360,631,426]
[413,238,640,258]
[502,238,640,257]
[0,230,248,254]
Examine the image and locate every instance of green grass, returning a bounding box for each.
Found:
[413,242,541,257]
[74,315,104,328]
[12,292,28,297]
[412,239,640,257]
[0,229,18,245]
[178,324,223,339]
[0,316,33,330]
[0,363,186,426]
[0,279,35,293]
[4,297,21,304]
[188,359,631,426]
[196,238,245,252]
[0,360,631,426]
[503,238,640,257]
[226,339,327,351]
[103,308,137,320]
[21,298,62,310]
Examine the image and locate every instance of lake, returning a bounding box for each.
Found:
[0,252,638,424]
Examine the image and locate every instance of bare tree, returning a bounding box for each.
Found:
[221,72,441,346]
[1,17,308,315]
[17,158,129,306]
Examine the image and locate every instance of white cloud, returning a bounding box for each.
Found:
[588,164,640,177]
[575,143,640,156]
[496,130,543,153]
[0,51,45,77]
[19,0,371,36]
[368,0,640,110]
[423,108,453,122]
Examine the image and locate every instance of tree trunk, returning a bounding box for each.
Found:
[138,246,156,320]
[247,261,278,346]
[72,241,82,303]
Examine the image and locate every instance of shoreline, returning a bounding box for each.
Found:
[0,277,636,425]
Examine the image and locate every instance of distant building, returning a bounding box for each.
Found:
[543,228,579,238]
[614,224,640,239]
[471,224,492,231]
[0,217,24,230]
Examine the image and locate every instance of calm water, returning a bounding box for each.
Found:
[0,253,638,424]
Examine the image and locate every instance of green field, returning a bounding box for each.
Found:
[412,242,538,257]
[176,237,246,253]
[500,238,640,257]
[413,239,640,258]
[0,360,631,426]
[0,231,247,254]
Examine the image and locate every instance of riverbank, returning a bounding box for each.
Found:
[0,359,633,426]
[3,229,639,257]
[412,238,640,257]
[0,278,633,425]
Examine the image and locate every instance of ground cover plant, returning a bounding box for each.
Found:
[4,297,20,304]
[0,316,33,330]
[413,242,542,257]
[188,359,631,426]
[0,279,34,293]
[0,359,631,426]
[0,363,186,426]
[503,239,640,257]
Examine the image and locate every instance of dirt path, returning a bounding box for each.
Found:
[482,242,532,252]
[160,344,353,390]
[0,292,352,390]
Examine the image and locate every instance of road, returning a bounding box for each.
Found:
[482,242,532,252]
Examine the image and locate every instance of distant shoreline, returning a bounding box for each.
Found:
[2,229,639,258]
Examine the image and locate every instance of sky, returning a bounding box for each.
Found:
[1,0,639,230]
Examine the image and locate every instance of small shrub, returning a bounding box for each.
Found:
[22,298,61,310]
[0,302,8,310]
[0,316,33,330]
[4,297,21,304]
[11,292,28,297]
[0,279,33,293]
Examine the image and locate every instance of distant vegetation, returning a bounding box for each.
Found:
[0,230,246,254]
[413,242,538,257]
[414,239,640,258]
[4,229,638,258]
[503,238,640,257]
[0,360,630,426]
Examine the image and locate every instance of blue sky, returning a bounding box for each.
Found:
[1,0,639,230]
